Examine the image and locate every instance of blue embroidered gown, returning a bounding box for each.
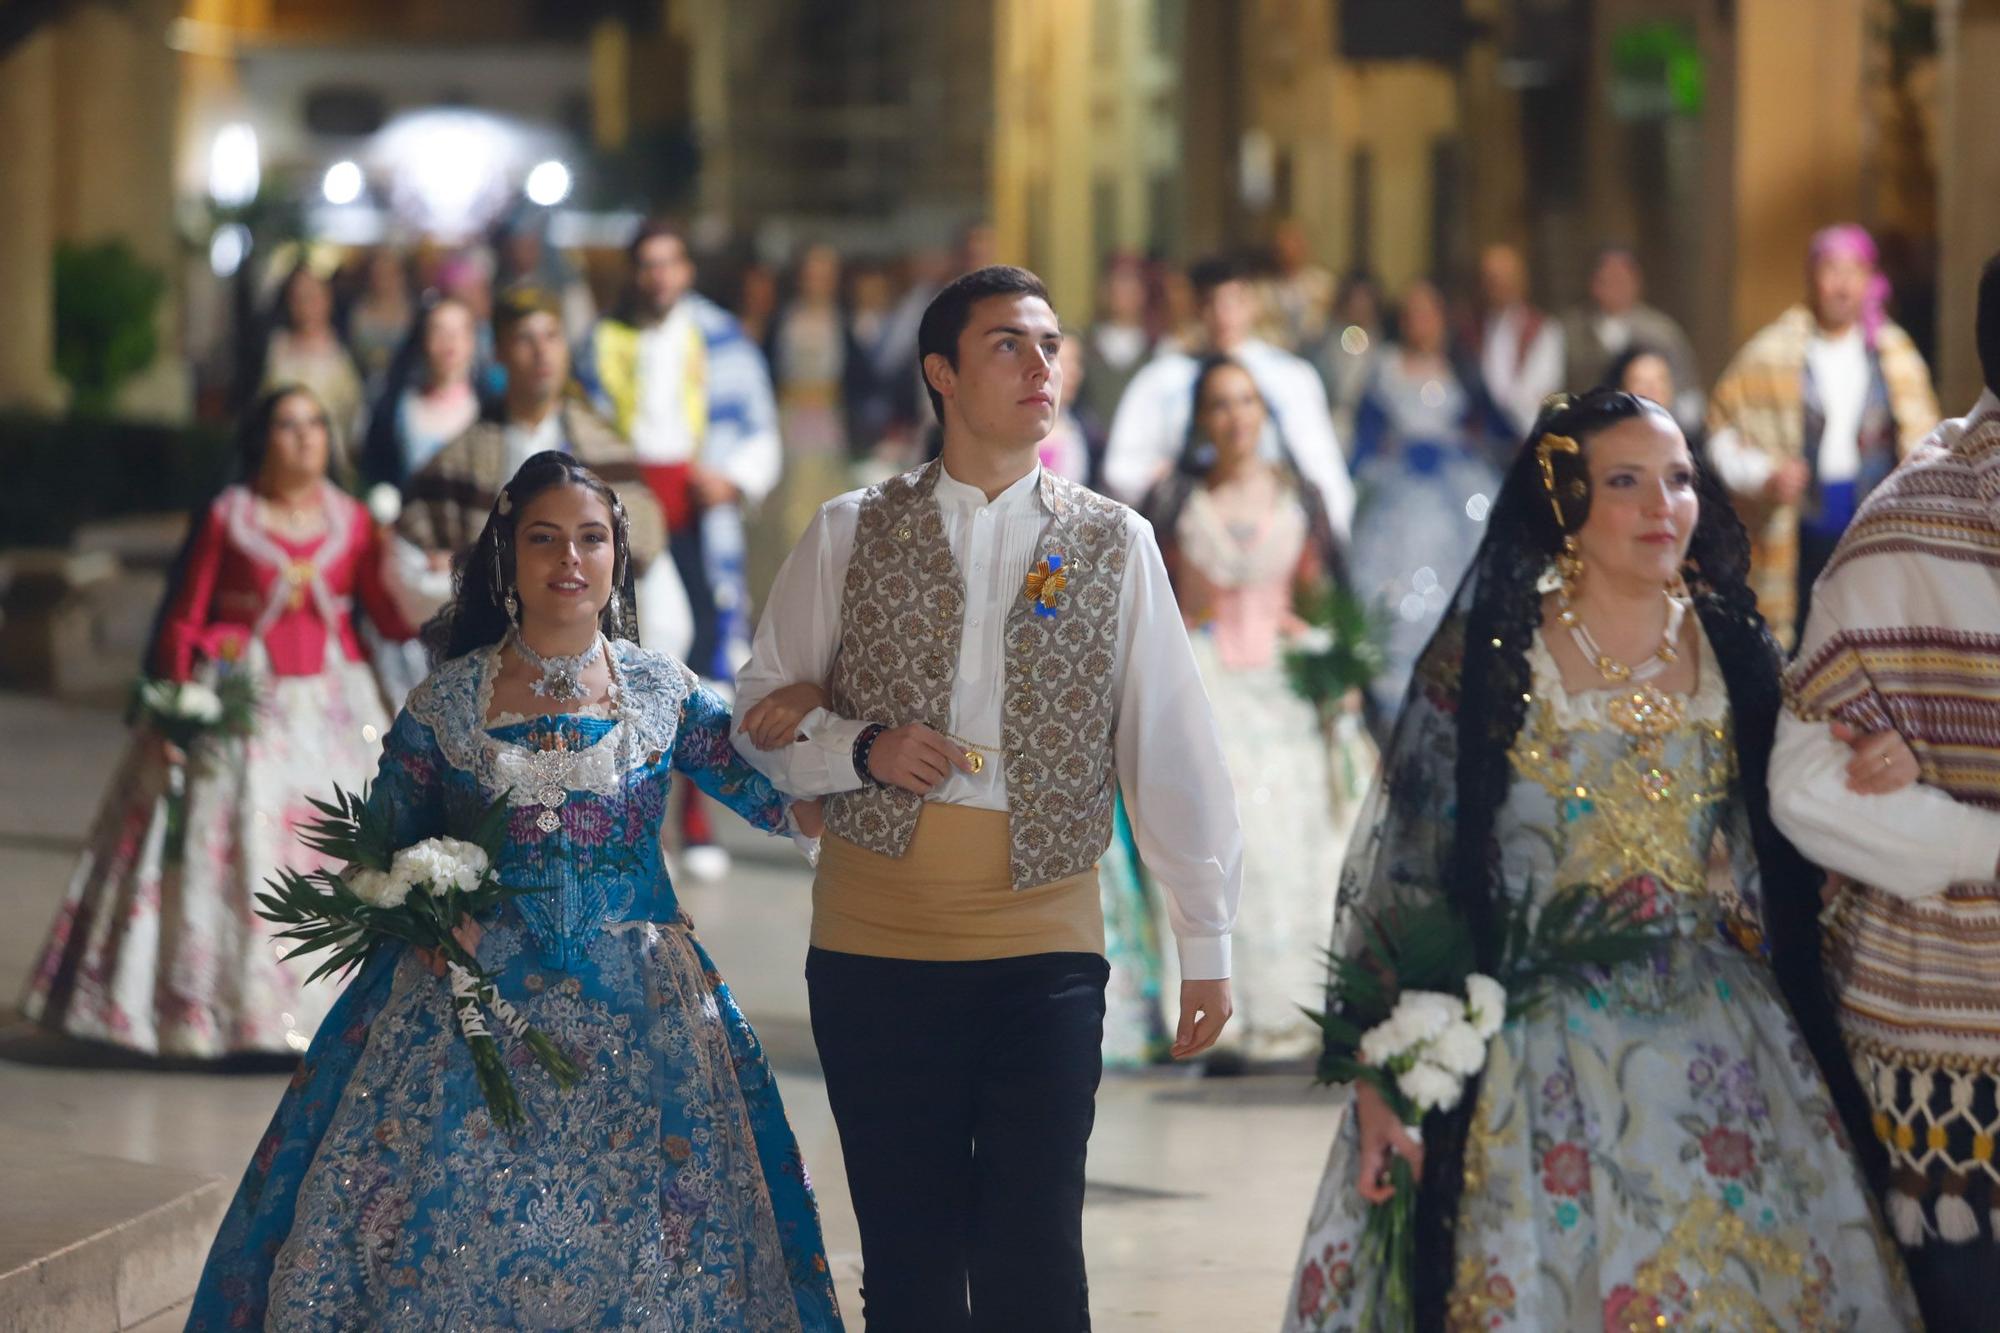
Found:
[186,640,844,1331]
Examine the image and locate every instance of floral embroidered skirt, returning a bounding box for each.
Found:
[20,658,385,1057]
[1284,942,1918,1331]
[186,913,843,1332]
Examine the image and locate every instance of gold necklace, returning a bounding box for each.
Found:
[1558,589,1687,684]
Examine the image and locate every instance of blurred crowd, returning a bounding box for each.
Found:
[242,210,1937,711]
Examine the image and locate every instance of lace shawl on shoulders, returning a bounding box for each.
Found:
[404,649,488,773]
[403,640,696,783]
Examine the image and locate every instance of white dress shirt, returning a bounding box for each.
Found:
[1767,393,2000,897]
[731,463,1245,979]
[1100,339,1354,537]
[1805,325,1870,484]
[1480,305,1566,439]
[631,307,702,468]
[1770,709,2000,898]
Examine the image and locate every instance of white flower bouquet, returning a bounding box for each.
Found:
[1310,884,1670,1329]
[255,786,585,1130]
[132,670,260,854]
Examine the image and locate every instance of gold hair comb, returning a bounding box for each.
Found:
[1536,432,1581,528]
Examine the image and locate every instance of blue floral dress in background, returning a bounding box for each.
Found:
[187,639,843,1331]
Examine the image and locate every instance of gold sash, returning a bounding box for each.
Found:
[812,803,1103,961]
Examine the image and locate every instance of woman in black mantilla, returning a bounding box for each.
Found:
[1283,390,1914,1330]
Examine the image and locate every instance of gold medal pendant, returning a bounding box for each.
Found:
[965,749,984,775]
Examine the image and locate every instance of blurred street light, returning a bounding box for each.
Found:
[322,159,364,206]
[525,159,572,207]
[207,122,260,208]
[208,223,250,277]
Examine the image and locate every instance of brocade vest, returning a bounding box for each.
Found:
[821,461,1128,889]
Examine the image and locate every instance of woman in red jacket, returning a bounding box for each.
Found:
[22,386,411,1058]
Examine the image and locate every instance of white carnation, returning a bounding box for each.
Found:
[1465,973,1507,1040]
[1390,990,1461,1045]
[1359,1015,1410,1068]
[1429,1019,1489,1078]
[345,865,409,910]
[1291,625,1336,654]
[389,837,489,898]
[1397,1059,1464,1113]
[176,683,223,722]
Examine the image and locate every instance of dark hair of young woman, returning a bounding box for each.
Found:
[420,451,640,665]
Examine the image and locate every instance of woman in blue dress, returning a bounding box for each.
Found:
[1348,279,1507,720]
[187,450,843,1331]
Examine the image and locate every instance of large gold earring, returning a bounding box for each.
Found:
[1557,535,1585,605]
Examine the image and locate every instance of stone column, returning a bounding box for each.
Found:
[1726,0,1867,345]
[1936,0,2000,410]
[0,29,61,411]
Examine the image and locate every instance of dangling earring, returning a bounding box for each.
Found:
[1557,534,1585,605]
[504,587,520,624]
[606,594,626,639]
[1671,556,1699,600]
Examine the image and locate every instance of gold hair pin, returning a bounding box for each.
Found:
[1536,432,1581,528]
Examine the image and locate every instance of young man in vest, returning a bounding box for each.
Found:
[732,265,1243,1330]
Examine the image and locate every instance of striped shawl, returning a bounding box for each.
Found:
[1709,305,1938,647]
[1784,397,2000,1241]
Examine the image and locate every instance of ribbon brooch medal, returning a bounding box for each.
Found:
[1022,553,1067,618]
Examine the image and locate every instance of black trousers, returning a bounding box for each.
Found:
[1904,1237,2000,1330]
[666,524,721,681]
[806,947,1109,1333]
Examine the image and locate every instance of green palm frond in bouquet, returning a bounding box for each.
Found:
[256,786,585,1130]
[1284,582,1388,711]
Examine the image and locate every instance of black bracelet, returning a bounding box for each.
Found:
[852,723,890,787]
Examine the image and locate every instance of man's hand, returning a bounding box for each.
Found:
[1763,458,1810,506]
[866,724,974,795]
[1171,978,1233,1060]
[791,797,825,839]
[691,465,741,509]
[1831,719,1920,795]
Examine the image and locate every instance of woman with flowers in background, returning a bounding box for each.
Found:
[187,451,842,1331]
[21,385,407,1058]
[1283,389,1914,1330]
[1145,355,1371,1068]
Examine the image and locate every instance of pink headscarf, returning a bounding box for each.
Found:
[1808,223,1892,346]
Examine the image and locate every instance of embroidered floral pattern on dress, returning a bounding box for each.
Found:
[185,642,838,1331]
[1281,624,1916,1331]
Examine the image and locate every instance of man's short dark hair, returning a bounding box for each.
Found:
[1978,252,2000,396]
[916,265,1051,423]
[1188,255,1248,302]
[493,281,563,342]
[627,217,687,263]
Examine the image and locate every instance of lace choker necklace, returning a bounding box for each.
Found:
[509,631,604,703]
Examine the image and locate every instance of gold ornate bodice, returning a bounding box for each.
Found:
[1503,632,1735,917]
